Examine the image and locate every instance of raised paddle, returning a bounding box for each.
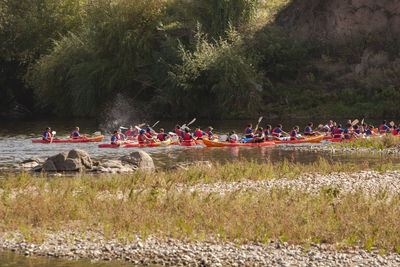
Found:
[254,116,263,132]
[181,118,197,130]
[50,131,56,143]
[152,121,160,128]
[351,119,359,126]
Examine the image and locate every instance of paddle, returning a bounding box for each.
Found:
[254,116,263,132]
[50,131,56,143]
[181,118,196,130]
[351,119,359,126]
[152,121,160,128]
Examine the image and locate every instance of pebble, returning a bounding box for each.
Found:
[1,231,400,266]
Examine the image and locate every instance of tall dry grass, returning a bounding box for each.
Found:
[340,135,400,150]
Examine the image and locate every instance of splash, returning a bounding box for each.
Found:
[99,94,144,133]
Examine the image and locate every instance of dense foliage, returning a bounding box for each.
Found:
[1,0,399,119]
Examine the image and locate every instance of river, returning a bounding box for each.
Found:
[0,118,398,266]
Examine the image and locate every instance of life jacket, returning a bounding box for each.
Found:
[304,126,312,135]
[194,130,203,138]
[354,129,361,134]
[379,124,388,133]
[126,129,134,136]
[138,134,146,144]
[111,134,119,143]
[183,133,192,141]
[175,129,182,136]
[333,128,343,138]
[264,130,270,136]
[244,127,253,137]
[157,133,166,141]
[229,134,238,143]
[290,130,297,140]
[71,131,79,138]
[145,132,152,138]
[272,127,282,137]
[330,126,335,133]
[365,130,372,136]
[43,131,52,140]
[343,128,351,139]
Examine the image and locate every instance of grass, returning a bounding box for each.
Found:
[0,160,400,252]
[339,135,400,150]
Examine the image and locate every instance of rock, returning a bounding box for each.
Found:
[42,160,57,172]
[91,160,136,173]
[119,151,155,172]
[41,149,93,172]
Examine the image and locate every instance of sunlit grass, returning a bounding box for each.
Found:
[339,135,400,150]
[1,159,400,251]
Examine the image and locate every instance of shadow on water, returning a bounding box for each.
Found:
[0,251,159,267]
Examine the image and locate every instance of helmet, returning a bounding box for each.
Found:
[140,129,145,134]
[146,127,151,132]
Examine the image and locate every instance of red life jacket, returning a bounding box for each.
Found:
[272,127,281,137]
[194,130,203,138]
[304,126,312,135]
[333,128,342,138]
[71,131,79,138]
[43,131,52,140]
[175,129,182,136]
[111,134,119,142]
[126,129,134,136]
[183,133,192,141]
[138,134,146,144]
[157,133,165,141]
[145,132,152,138]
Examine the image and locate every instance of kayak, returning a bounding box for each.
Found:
[98,140,176,148]
[32,135,104,143]
[203,139,275,147]
[274,135,324,144]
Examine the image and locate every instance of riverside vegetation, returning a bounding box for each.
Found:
[1,158,400,253]
[2,0,400,119]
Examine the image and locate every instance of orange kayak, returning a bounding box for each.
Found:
[33,135,104,143]
[203,139,275,147]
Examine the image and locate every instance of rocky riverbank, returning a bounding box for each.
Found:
[1,231,400,266]
[278,143,400,155]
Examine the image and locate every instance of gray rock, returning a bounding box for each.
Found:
[42,160,57,172]
[119,151,155,172]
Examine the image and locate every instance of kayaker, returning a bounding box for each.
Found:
[205,126,215,140]
[304,122,315,136]
[333,124,344,138]
[174,125,182,136]
[70,127,85,139]
[290,126,300,141]
[42,127,53,141]
[138,129,154,144]
[126,126,137,140]
[252,127,265,143]
[379,120,390,134]
[118,129,126,141]
[353,125,361,138]
[111,131,119,145]
[343,123,352,139]
[194,127,205,140]
[272,124,287,138]
[393,125,400,136]
[182,128,194,143]
[244,124,254,138]
[365,125,375,136]
[157,128,170,141]
[330,122,337,135]
[229,131,238,143]
[322,120,333,132]
[264,125,272,141]
[145,125,154,138]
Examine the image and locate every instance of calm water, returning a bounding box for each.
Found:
[0,118,398,171]
[0,118,397,266]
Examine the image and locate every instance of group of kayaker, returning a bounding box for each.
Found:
[42,126,85,141]
[109,124,217,145]
[239,119,400,143]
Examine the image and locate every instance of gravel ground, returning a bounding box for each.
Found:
[177,171,400,196]
[1,231,400,266]
[278,144,400,155]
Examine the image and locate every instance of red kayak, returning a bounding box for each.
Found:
[33,135,104,143]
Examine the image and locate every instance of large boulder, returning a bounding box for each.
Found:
[42,149,93,172]
[119,151,155,172]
